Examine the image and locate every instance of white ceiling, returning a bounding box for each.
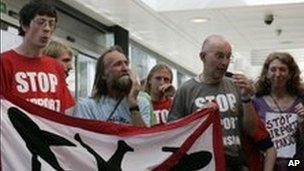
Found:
[61,0,304,78]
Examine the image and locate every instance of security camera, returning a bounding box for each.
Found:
[264,14,274,25]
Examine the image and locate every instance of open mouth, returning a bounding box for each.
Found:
[121,73,129,77]
[40,36,49,43]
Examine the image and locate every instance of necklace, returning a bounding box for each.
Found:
[269,94,284,113]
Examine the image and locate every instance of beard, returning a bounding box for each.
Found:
[107,74,132,99]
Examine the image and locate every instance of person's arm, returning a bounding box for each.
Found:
[263,146,276,171]
[233,74,259,135]
[251,110,276,171]
[257,134,276,171]
[295,102,304,150]
[127,71,146,127]
[295,102,304,131]
[242,101,259,135]
[129,107,146,127]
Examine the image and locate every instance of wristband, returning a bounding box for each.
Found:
[129,105,140,112]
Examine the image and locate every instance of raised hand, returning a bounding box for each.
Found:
[232,73,255,99]
[127,70,141,107]
[295,102,304,123]
[159,84,176,98]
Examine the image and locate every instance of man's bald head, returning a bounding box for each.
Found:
[201,35,232,54]
[199,35,232,82]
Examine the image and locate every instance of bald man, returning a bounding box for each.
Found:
[168,35,276,171]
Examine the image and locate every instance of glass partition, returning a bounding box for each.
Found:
[130,43,157,80]
[76,53,97,99]
[0,25,22,52]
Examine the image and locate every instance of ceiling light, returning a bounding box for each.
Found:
[190,18,209,23]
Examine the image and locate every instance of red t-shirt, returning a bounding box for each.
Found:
[0,50,74,113]
[152,98,172,124]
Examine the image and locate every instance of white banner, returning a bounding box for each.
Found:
[1,94,224,171]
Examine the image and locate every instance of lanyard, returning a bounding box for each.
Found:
[270,94,284,113]
[106,98,123,121]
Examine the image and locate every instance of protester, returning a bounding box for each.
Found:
[43,40,73,78]
[254,52,304,170]
[168,34,276,171]
[0,0,74,114]
[145,64,175,125]
[73,46,151,127]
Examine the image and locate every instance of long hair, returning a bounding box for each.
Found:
[19,0,57,36]
[255,52,303,97]
[145,64,173,95]
[91,45,124,101]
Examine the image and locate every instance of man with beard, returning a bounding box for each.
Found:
[73,46,151,127]
[0,0,74,114]
[168,35,276,171]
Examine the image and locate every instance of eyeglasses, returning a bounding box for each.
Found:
[32,17,56,29]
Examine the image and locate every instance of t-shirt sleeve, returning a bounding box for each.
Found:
[62,85,75,110]
[168,87,186,121]
[139,91,156,126]
[252,97,260,111]
[0,54,12,95]
[138,96,152,127]
[252,97,266,121]
[53,61,75,112]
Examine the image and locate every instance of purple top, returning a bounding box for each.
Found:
[253,96,303,158]
[253,96,302,120]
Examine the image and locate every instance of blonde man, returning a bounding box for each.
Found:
[44,40,73,78]
[145,64,175,125]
